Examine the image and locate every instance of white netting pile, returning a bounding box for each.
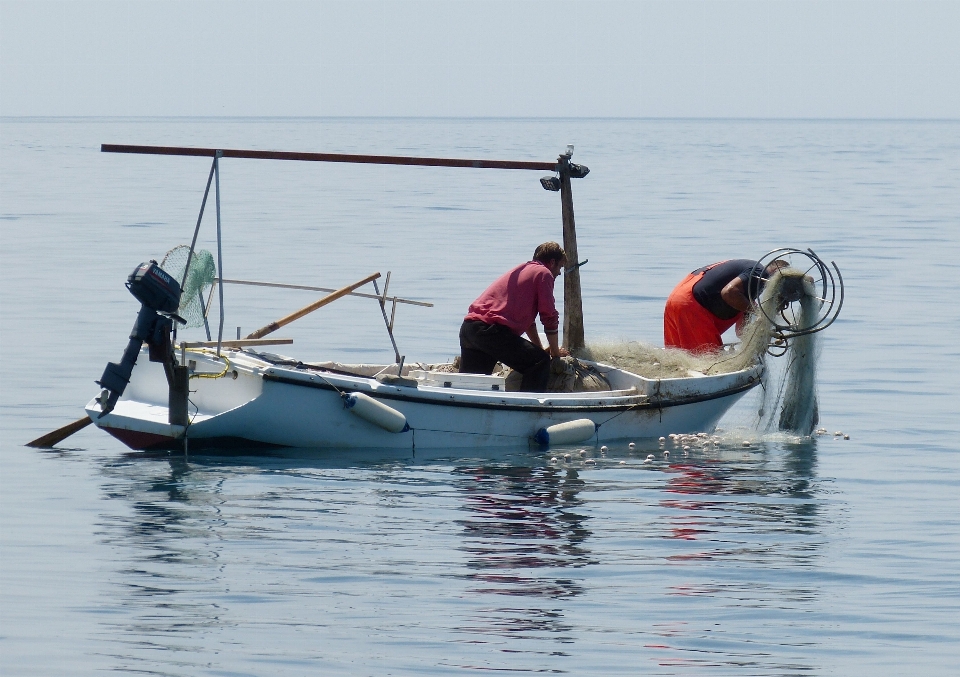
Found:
[759,269,821,435]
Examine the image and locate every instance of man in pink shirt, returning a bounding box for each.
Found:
[459,242,568,392]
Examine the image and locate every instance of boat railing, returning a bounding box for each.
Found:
[209,272,432,364]
[217,277,432,308]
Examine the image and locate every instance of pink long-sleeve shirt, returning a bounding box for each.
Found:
[464,261,560,336]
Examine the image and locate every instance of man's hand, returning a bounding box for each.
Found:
[546,332,567,359]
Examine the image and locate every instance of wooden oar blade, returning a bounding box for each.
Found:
[26,416,93,448]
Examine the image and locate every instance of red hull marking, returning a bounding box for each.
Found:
[101,426,174,450]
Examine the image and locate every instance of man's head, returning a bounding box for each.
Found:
[533,242,566,277]
[765,259,790,276]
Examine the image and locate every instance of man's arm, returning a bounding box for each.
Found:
[534,268,567,357]
[527,324,567,357]
[720,276,752,313]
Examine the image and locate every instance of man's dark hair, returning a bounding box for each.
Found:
[533,242,566,265]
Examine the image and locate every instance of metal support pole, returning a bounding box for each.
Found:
[182,158,217,294]
[373,276,402,363]
[214,151,225,356]
[183,157,217,343]
[198,292,212,341]
[558,156,585,351]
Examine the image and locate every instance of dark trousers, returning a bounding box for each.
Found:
[459,320,551,392]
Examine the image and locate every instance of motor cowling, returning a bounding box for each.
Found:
[126,260,181,315]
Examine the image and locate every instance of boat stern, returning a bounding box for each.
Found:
[85,397,186,450]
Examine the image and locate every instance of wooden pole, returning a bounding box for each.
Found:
[245,273,380,340]
[102,144,558,172]
[559,157,585,351]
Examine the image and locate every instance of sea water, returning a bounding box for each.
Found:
[2,118,959,675]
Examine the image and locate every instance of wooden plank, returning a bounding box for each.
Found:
[180,338,294,348]
[101,144,558,171]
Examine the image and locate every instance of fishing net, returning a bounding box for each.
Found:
[757,270,821,435]
[160,245,217,328]
[576,267,822,435]
[574,318,773,379]
[576,342,722,379]
[500,357,612,393]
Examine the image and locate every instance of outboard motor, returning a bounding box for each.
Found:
[96,261,186,420]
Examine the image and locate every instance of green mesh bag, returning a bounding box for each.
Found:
[160,245,216,328]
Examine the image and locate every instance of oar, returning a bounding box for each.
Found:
[26,416,93,448]
[245,272,380,340]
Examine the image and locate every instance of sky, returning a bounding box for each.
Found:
[1,0,958,118]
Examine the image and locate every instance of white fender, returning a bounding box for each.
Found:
[343,392,410,433]
[534,419,597,446]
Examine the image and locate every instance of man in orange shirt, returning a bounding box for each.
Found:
[664,259,787,353]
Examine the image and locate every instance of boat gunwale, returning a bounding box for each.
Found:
[260,370,761,413]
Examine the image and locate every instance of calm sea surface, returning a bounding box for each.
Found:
[2,118,959,675]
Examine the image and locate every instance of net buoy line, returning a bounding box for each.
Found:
[532,399,653,446]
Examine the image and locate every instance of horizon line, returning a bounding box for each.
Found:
[2,114,958,123]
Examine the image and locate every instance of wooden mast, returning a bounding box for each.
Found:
[558,154,585,352]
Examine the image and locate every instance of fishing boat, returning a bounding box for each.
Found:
[85,342,765,451]
[55,144,840,451]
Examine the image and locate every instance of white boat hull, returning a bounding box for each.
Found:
[86,348,762,451]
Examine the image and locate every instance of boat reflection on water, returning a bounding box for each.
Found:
[630,438,827,675]
[96,453,228,654]
[450,463,595,640]
[664,438,817,498]
[658,438,823,562]
[91,438,826,671]
[453,464,593,597]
